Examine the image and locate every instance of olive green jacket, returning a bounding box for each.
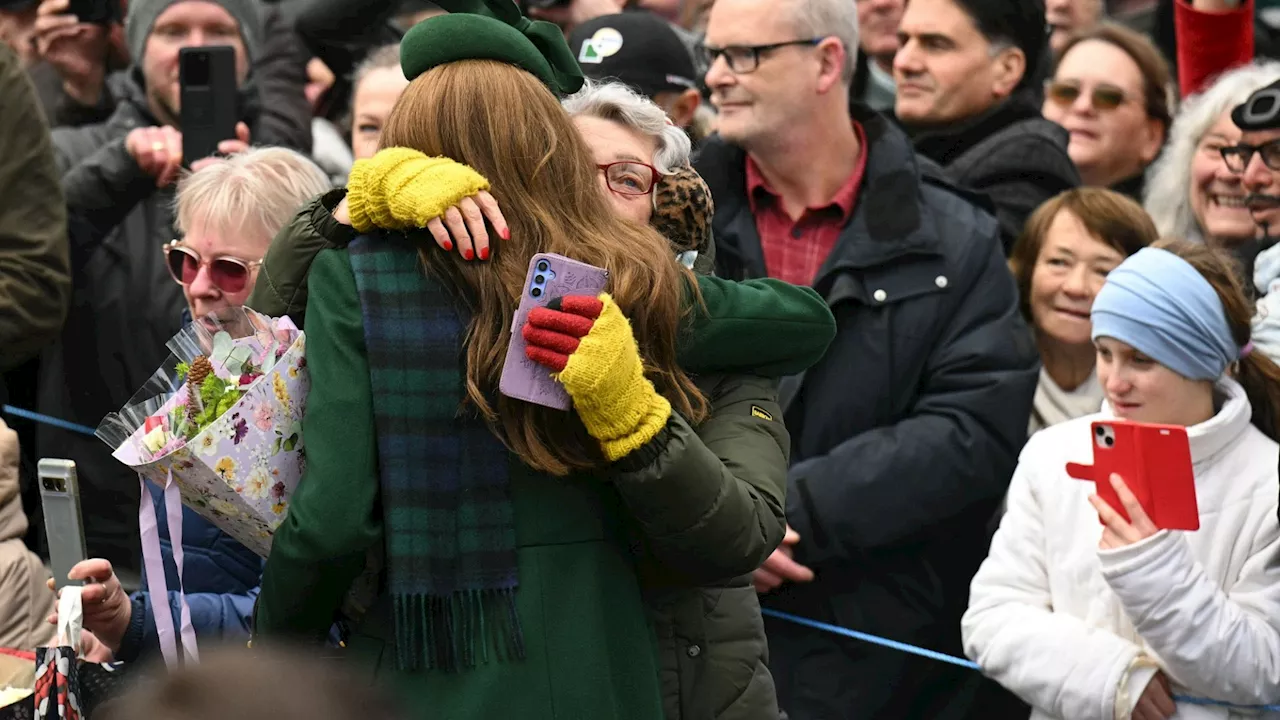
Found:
[249,191,837,720]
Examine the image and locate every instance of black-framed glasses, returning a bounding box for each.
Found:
[1043,79,1130,112]
[597,161,661,196]
[698,38,824,74]
[1221,139,1280,173]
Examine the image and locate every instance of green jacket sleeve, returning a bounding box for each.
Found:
[678,276,835,378]
[256,248,381,640]
[246,188,354,325]
[0,45,69,371]
[610,374,789,583]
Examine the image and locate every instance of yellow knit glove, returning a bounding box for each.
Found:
[346,147,491,233]
[524,293,672,461]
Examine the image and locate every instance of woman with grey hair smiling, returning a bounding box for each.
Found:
[1144,61,1280,251]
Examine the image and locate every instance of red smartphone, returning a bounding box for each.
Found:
[1066,420,1199,531]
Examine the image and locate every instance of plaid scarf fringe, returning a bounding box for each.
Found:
[394,589,525,672]
[348,232,524,673]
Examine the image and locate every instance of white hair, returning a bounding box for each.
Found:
[790,0,859,85]
[175,147,332,243]
[562,79,692,175]
[1144,61,1280,242]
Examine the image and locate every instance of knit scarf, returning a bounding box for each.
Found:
[347,232,523,673]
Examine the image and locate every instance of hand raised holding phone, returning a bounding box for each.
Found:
[1090,474,1162,549]
[33,0,116,107]
[126,126,184,188]
[126,121,250,187]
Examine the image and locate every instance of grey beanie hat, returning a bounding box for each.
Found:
[126,0,264,67]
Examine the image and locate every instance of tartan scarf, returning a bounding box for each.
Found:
[347,232,523,673]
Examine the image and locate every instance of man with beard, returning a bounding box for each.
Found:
[1223,78,1280,293]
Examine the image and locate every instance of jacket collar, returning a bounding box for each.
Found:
[908,89,1046,166]
[1100,377,1255,468]
[699,101,947,281]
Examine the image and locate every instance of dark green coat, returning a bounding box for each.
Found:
[250,191,837,719]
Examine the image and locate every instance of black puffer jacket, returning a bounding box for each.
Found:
[696,103,1040,719]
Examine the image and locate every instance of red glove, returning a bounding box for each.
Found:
[522,295,605,371]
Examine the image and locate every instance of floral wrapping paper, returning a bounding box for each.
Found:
[111,335,309,557]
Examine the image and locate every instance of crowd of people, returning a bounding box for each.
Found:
[0,0,1279,718]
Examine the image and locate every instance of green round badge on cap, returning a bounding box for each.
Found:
[399,0,584,96]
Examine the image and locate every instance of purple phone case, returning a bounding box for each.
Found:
[499,253,610,410]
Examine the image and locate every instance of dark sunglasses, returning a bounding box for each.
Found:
[1220,138,1280,173]
[164,241,261,294]
[1044,80,1130,112]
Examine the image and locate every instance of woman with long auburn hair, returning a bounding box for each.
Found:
[250,5,831,718]
[374,57,707,474]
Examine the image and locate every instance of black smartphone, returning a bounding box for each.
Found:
[180,46,238,165]
[67,0,119,25]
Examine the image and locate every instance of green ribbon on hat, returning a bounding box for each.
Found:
[400,0,584,95]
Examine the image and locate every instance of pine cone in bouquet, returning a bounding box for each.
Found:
[185,355,212,423]
[96,308,310,557]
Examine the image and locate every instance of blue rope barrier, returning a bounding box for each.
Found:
[2,405,98,437]
[762,607,1280,712]
[4,403,1279,711]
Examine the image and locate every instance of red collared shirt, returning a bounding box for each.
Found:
[746,122,868,286]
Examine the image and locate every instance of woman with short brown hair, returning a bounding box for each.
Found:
[1011,188,1157,433]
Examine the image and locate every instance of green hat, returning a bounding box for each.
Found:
[399,0,584,96]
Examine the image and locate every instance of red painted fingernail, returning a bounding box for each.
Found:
[501,228,511,241]
[479,247,490,261]
[462,248,474,261]
[441,239,453,252]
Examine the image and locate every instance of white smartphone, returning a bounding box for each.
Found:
[38,459,87,591]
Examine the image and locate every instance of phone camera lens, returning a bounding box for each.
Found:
[537,261,549,271]
[1105,436,1114,447]
[1094,427,1105,436]
[535,275,545,284]
[531,287,542,298]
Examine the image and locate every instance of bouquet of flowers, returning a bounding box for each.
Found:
[96,307,308,557]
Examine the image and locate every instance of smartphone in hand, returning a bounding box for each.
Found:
[179,46,238,165]
[1067,420,1199,531]
[499,253,610,410]
[67,0,120,25]
[38,459,87,591]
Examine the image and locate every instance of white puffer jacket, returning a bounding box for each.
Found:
[963,379,1280,720]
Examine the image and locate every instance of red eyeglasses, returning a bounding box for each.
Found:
[163,241,262,294]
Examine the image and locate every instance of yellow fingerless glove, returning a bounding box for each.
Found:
[555,294,672,462]
[346,147,491,233]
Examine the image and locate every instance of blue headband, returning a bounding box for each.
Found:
[1091,248,1239,380]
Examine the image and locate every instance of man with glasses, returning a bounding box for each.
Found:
[1222,78,1280,290]
[896,0,1078,254]
[694,0,1039,715]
